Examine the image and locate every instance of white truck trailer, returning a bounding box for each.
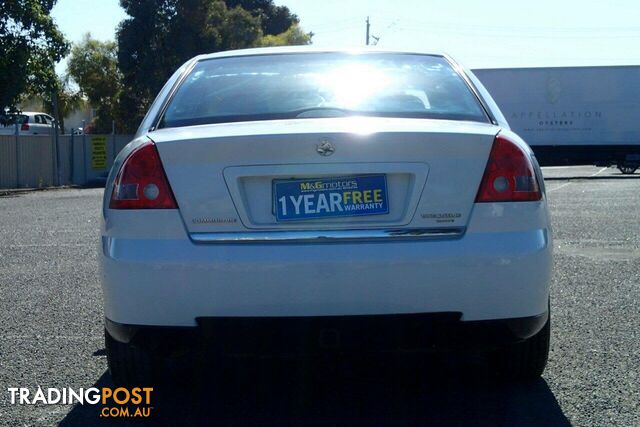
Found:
[473,66,640,174]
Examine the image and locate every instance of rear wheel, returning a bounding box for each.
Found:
[493,313,550,381]
[105,329,156,386]
[617,164,638,174]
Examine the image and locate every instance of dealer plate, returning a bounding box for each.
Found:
[273,174,389,221]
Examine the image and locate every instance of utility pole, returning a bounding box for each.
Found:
[366,16,370,45]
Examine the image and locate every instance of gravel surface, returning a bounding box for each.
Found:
[0,167,638,426]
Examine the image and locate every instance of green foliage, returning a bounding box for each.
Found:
[0,0,69,109]
[225,0,298,35]
[259,23,312,47]
[116,0,311,133]
[42,77,84,132]
[116,0,259,131]
[18,77,84,132]
[66,34,122,133]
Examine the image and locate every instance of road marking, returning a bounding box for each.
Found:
[548,182,572,193]
[590,167,608,177]
[547,167,608,193]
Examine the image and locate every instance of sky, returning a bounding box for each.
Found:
[51,0,640,74]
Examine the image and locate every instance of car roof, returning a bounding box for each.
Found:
[194,46,450,62]
[22,112,51,116]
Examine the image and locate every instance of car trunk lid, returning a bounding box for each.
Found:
[149,117,500,234]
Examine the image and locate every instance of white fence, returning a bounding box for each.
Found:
[0,133,133,189]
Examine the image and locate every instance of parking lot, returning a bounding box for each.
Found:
[0,165,638,426]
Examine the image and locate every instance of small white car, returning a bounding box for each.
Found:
[0,112,57,135]
[101,48,552,385]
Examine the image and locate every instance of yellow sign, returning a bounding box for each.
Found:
[91,136,108,170]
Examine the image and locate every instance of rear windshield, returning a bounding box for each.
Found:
[160,53,489,128]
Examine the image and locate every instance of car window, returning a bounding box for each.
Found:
[34,115,42,124]
[160,53,489,128]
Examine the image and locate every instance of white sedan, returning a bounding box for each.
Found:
[101,47,552,385]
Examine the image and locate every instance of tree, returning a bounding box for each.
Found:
[116,0,311,133]
[225,0,298,35]
[66,34,123,133]
[37,78,83,132]
[0,0,68,110]
[19,76,84,132]
[116,0,262,132]
[260,23,312,47]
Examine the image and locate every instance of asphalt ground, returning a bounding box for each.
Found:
[0,166,638,426]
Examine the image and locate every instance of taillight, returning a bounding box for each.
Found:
[21,122,29,131]
[475,134,541,202]
[109,140,178,209]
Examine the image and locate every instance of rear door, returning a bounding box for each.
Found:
[38,115,54,134]
[29,115,44,134]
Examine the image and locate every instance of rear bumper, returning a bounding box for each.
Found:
[101,201,552,326]
[106,310,549,355]
[101,230,551,326]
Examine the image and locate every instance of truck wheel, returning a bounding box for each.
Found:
[105,329,156,386]
[618,165,637,174]
[493,313,550,381]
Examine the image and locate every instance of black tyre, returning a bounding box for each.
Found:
[617,165,637,175]
[494,314,550,381]
[105,329,156,386]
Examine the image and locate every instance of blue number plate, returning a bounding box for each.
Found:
[273,174,389,222]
